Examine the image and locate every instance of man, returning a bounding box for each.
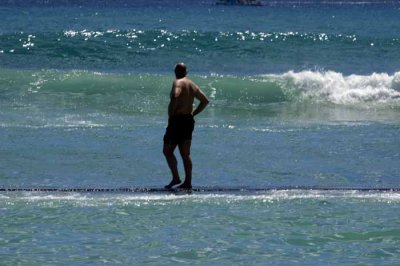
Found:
[163,63,209,189]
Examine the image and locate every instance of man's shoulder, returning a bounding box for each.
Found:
[176,77,192,82]
[176,77,197,87]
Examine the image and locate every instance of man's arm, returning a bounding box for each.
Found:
[192,88,209,117]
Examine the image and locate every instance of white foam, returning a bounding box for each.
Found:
[266,70,400,104]
[2,190,399,206]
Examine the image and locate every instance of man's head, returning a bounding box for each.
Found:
[174,63,187,79]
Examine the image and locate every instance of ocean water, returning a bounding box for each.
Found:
[1,0,400,265]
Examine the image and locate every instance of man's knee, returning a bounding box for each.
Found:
[179,149,191,162]
[163,145,174,157]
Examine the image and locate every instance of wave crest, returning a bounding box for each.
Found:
[267,70,400,104]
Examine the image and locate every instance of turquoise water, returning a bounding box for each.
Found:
[1,0,400,265]
[1,191,400,265]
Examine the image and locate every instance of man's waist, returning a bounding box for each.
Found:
[170,113,193,118]
[169,113,194,122]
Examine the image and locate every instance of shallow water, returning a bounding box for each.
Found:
[1,190,400,265]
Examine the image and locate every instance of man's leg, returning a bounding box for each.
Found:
[177,140,192,189]
[163,143,181,188]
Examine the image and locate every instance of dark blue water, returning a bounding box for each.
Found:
[1,1,400,74]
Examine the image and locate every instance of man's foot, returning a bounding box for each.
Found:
[164,179,181,189]
[176,182,192,190]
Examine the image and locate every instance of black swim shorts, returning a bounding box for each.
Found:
[163,114,195,145]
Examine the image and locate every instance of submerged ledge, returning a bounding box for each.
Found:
[1,186,399,193]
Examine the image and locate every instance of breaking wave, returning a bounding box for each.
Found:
[1,69,400,117]
[266,70,400,104]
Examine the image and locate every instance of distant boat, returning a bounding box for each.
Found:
[215,0,263,6]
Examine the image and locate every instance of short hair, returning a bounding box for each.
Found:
[174,63,187,78]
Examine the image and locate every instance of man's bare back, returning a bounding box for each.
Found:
[168,77,208,117]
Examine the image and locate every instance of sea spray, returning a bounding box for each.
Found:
[267,70,400,104]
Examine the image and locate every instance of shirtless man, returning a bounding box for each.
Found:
[163,63,209,189]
